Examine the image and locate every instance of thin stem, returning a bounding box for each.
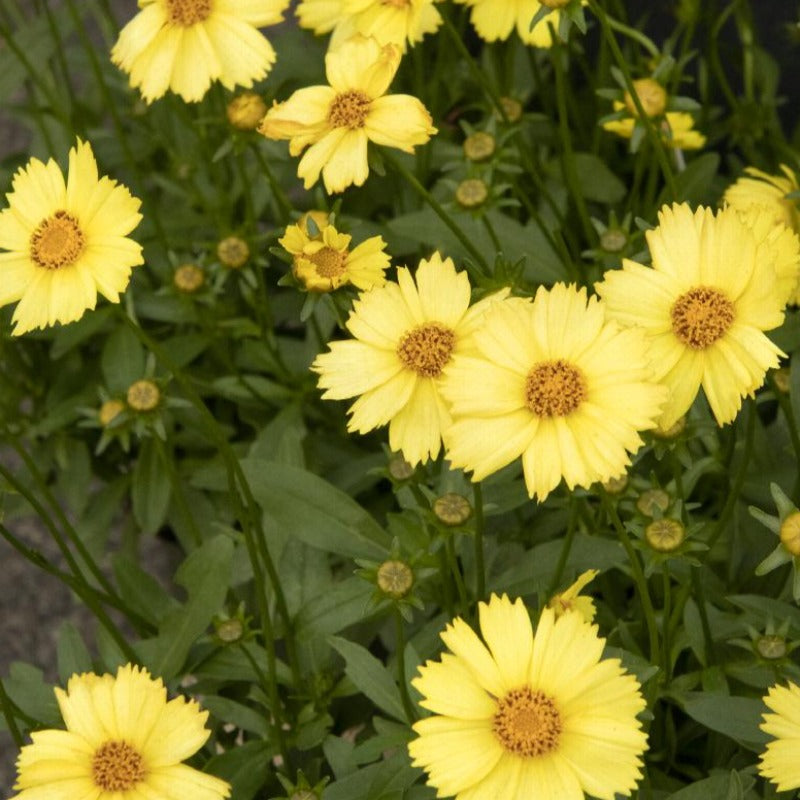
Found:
[546,503,578,598]
[152,436,202,547]
[394,606,417,724]
[588,0,678,200]
[472,483,485,601]
[0,676,24,747]
[251,143,294,225]
[661,563,672,679]
[446,535,469,611]
[769,374,800,493]
[603,14,660,59]
[690,568,716,665]
[600,491,660,665]
[383,151,490,274]
[438,547,454,617]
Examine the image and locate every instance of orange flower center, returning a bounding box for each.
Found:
[92,741,146,791]
[30,211,85,270]
[308,247,348,278]
[328,91,371,129]
[493,687,562,757]
[166,0,212,25]
[670,286,734,349]
[396,323,456,377]
[525,359,586,417]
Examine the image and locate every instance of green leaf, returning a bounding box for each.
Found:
[202,695,270,736]
[573,152,626,203]
[241,459,391,560]
[328,636,406,722]
[101,324,146,393]
[112,554,179,626]
[322,751,420,800]
[205,740,273,800]
[3,663,61,726]
[136,535,234,679]
[57,623,93,684]
[131,438,172,535]
[676,692,768,750]
[659,153,721,206]
[295,577,375,640]
[667,773,744,799]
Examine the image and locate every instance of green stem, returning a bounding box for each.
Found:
[0,676,23,747]
[481,215,502,259]
[603,13,660,58]
[383,151,490,274]
[438,547,454,617]
[446,535,469,611]
[117,310,301,688]
[769,374,800,492]
[661,563,672,679]
[472,483,486,601]
[550,40,595,254]
[588,0,678,200]
[600,490,660,665]
[152,436,202,547]
[546,503,578,598]
[251,143,294,225]
[690,568,716,665]
[394,606,417,724]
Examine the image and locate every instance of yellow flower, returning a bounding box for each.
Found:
[111,0,289,103]
[595,203,786,428]
[226,91,268,130]
[312,252,507,465]
[0,140,143,336]
[759,681,800,792]
[723,164,800,233]
[602,103,706,149]
[723,166,800,305]
[258,36,436,193]
[453,0,576,48]
[441,284,666,502]
[295,0,348,34]
[280,215,389,291]
[409,595,648,800]
[547,569,599,622]
[11,664,230,800]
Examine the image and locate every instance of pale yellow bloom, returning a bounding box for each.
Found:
[11,664,230,800]
[312,252,507,465]
[453,0,577,47]
[547,569,599,622]
[111,0,288,103]
[760,682,800,791]
[259,36,436,193]
[441,284,666,501]
[409,595,648,800]
[0,140,142,335]
[280,215,390,291]
[603,103,706,149]
[596,203,786,428]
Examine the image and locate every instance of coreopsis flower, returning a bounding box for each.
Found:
[724,165,800,304]
[547,569,599,622]
[441,284,666,502]
[297,0,441,51]
[453,0,573,48]
[258,36,436,193]
[0,140,143,336]
[602,78,705,150]
[11,664,230,800]
[280,214,390,291]
[312,252,507,465]
[723,164,800,232]
[409,595,648,800]
[760,681,800,791]
[595,203,786,428]
[111,0,289,103]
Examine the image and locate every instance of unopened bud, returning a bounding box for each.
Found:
[433,493,472,526]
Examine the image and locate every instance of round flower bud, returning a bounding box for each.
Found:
[498,96,523,122]
[388,454,415,480]
[377,560,414,599]
[456,178,489,209]
[215,618,245,643]
[98,399,125,427]
[433,493,472,526]
[773,368,791,394]
[624,79,668,118]
[756,635,788,660]
[173,263,205,293]
[645,518,686,552]
[226,92,268,131]
[126,379,160,412]
[600,228,628,253]
[780,512,800,556]
[463,132,496,162]
[636,489,671,517]
[602,474,628,494]
[217,236,250,268]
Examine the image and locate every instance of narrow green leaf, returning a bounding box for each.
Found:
[57,623,93,684]
[131,438,171,535]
